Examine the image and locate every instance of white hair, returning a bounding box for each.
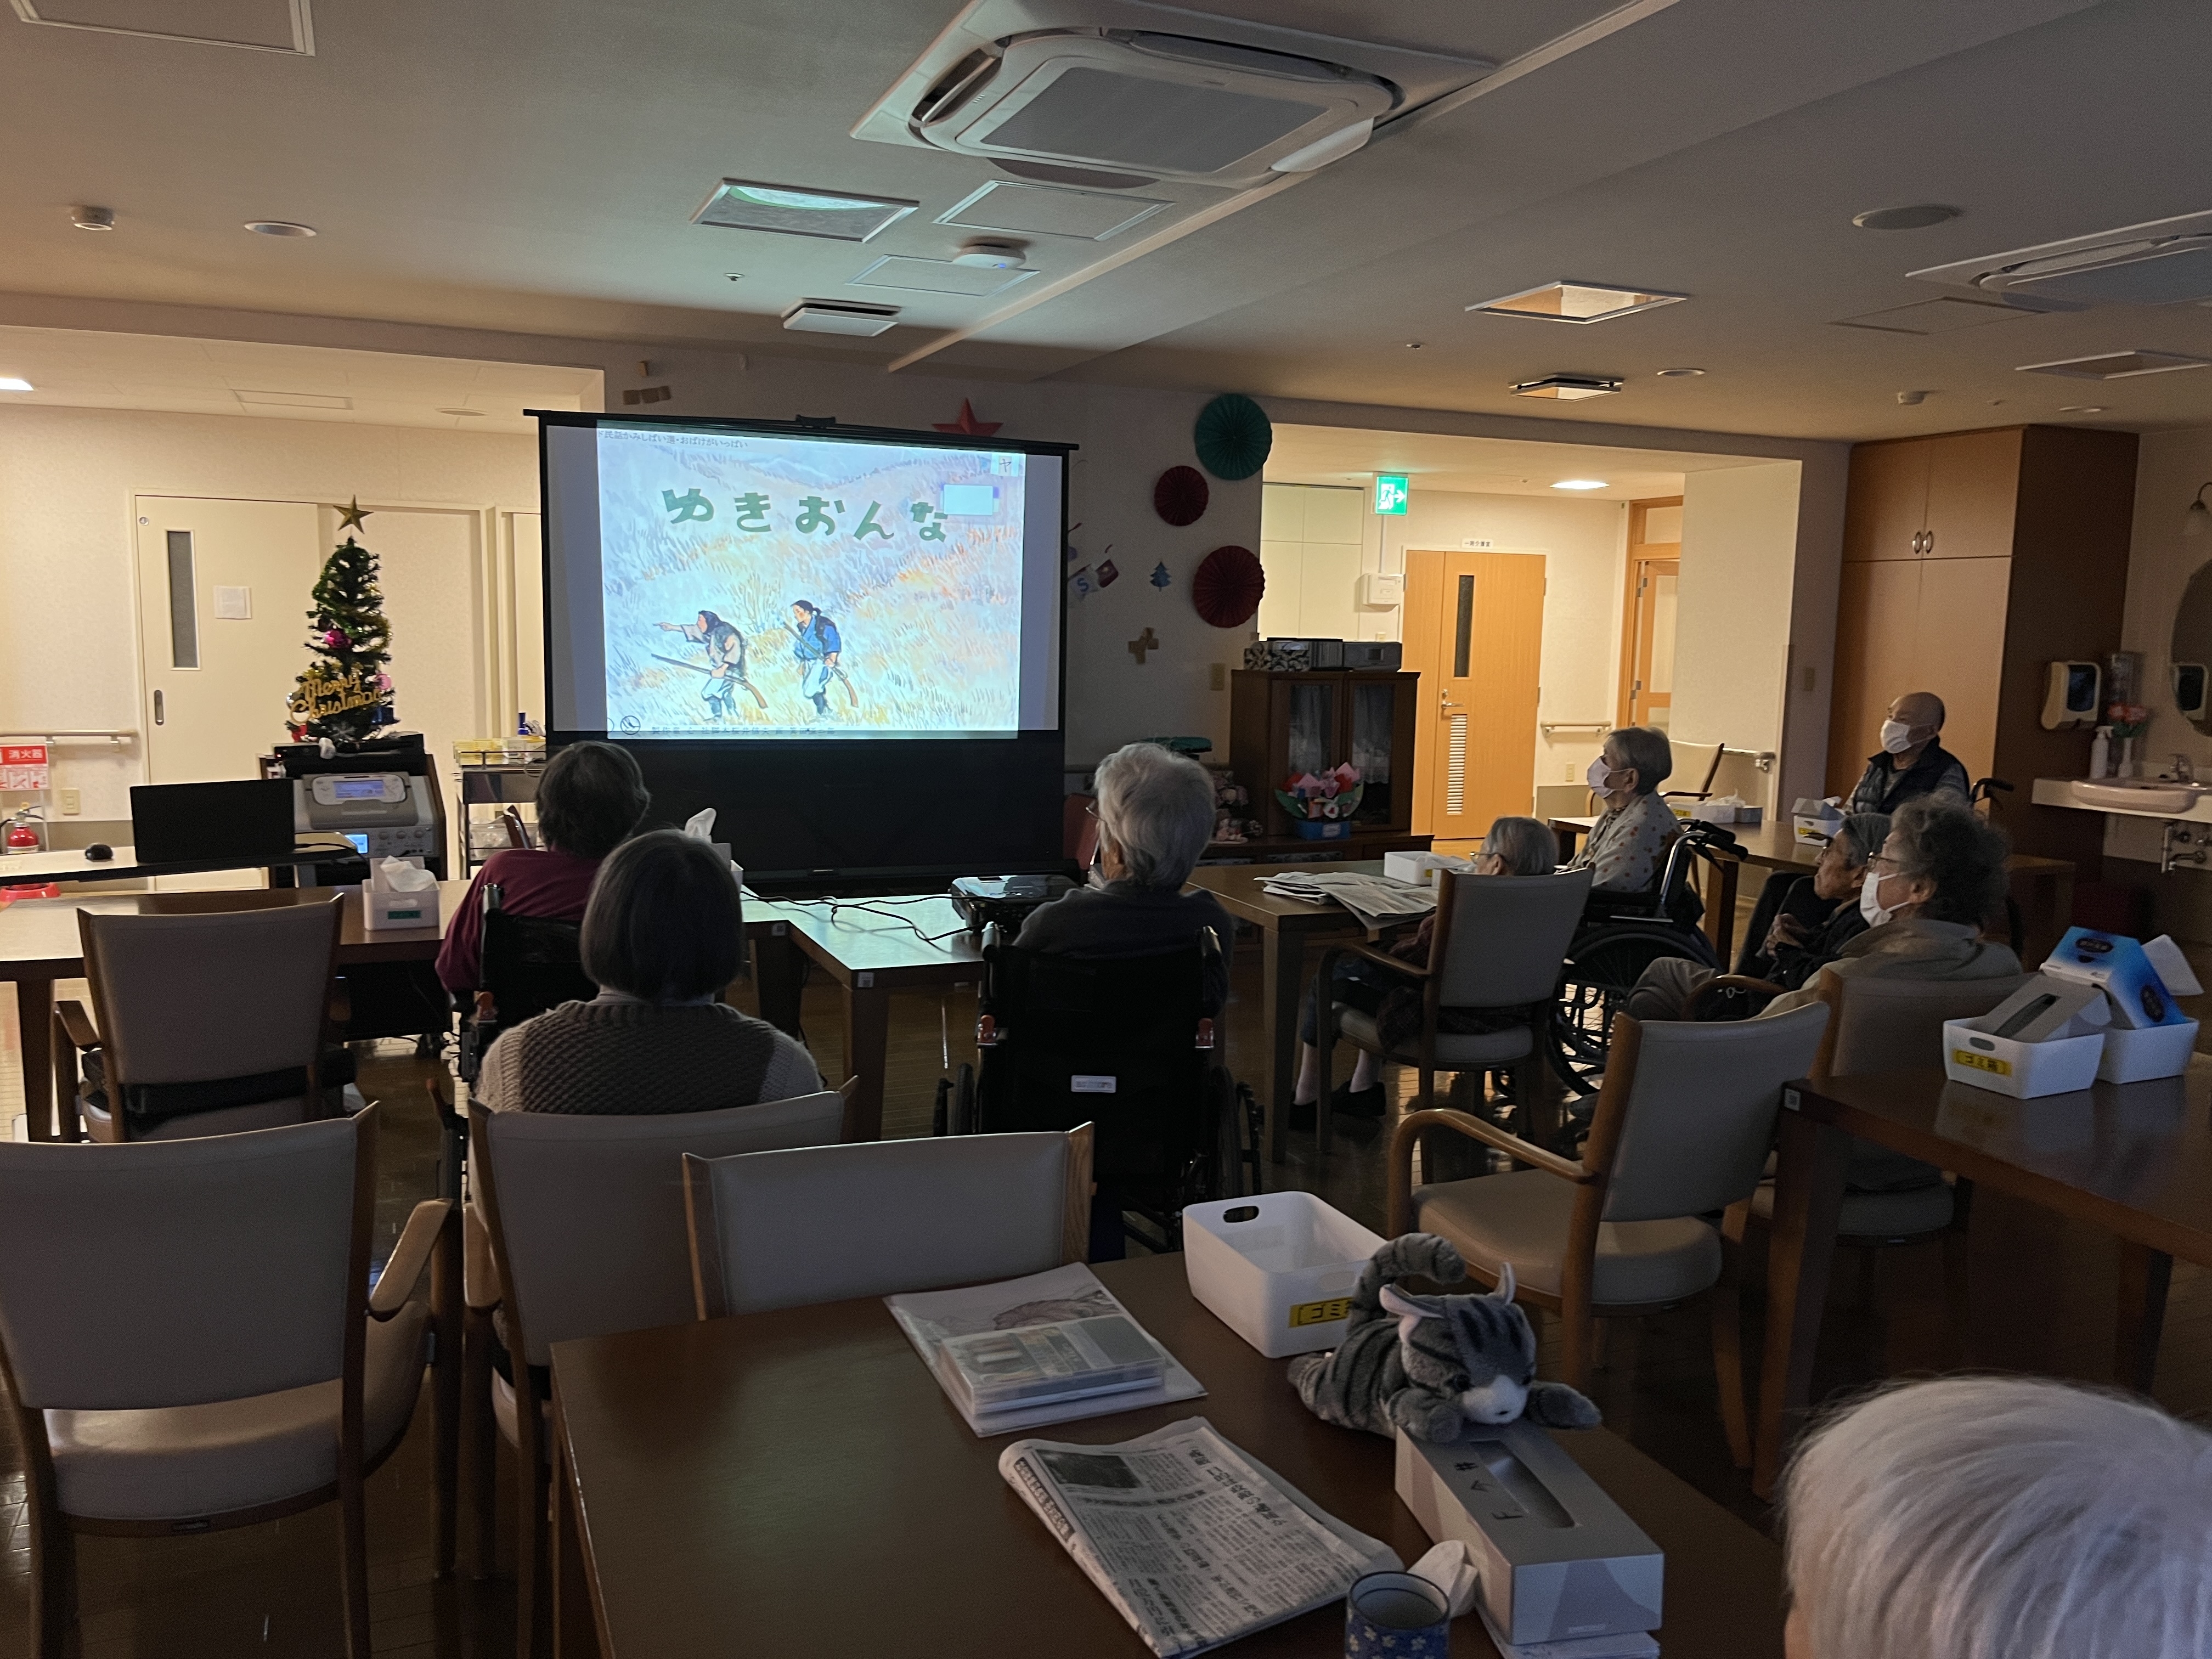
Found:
[1093,742,1216,890]
[1781,1376,2212,1659]
[1605,726,1672,794]
[1481,815,1557,876]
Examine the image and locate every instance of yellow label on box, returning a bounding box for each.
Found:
[1951,1048,2011,1076]
[1288,1297,1352,1328]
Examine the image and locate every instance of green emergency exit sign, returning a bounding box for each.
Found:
[1374,474,1410,515]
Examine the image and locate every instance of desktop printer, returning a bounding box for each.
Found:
[950,874,1075,935]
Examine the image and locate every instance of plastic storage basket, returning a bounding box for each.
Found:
[1182,1192,1384,1358]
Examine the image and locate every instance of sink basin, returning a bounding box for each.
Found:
[2069,779,2203,814]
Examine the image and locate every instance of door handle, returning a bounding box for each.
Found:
[154,689,165,725]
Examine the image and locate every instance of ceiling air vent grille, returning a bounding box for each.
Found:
[1912,209,2212,307]
[2015,351,2211,381]
[10,0,312,52]
[781,301,901,338]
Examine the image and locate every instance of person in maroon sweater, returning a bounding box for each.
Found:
[436,740,651,997]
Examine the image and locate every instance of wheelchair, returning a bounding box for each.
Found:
[933,927,1261,1255]
[454,883,596,1085]
[1547,819,1737,1096]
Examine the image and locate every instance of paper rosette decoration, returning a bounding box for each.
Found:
[1190,544,1265,628]
[1193,393,1272,481]
[1152,464,1210,526]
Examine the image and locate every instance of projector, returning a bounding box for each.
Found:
[950,874,1074,936]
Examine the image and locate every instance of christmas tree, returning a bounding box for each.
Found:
[287,510,395,742]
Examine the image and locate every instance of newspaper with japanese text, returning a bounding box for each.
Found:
[998,1417,1399,1656]
[1256,870,1436,935]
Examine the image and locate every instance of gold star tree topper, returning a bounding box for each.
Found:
[334,496,373,532]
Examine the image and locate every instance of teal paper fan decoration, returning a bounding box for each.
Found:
[1193,393,1272,481]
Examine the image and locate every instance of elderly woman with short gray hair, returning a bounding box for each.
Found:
[1570,726,1680,896]
[1017,741,1235,1011]
[1780,1375,2212,1659]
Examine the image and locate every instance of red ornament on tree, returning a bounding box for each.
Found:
[1152,465,1210,527]
[1190,545,1265,628]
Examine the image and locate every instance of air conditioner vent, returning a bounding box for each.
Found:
[10,0,311,52]
[1913,210,2212,307]
[853,3,1488,189]
[2015,351,2211,381]
[781,301,901,338]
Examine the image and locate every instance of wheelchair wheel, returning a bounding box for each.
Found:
[950,1062,978,1136]
[1549,922,1718,1096]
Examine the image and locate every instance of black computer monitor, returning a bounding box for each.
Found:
[129,779,297,867]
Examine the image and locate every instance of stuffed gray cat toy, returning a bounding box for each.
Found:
[1288,1232,1600,1442]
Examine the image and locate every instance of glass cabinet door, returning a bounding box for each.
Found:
[1349,681,1396,822]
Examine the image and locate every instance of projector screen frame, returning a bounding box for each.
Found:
[529,409,1079,889]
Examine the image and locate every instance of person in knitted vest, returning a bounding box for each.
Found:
[478,830,820,1113]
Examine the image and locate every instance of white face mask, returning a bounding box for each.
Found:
[1879,719,1915,755]
[1586,756,1617,792]
[1860,868,1898,927]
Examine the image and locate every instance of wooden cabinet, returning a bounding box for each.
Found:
[1827,425,2138,865]
[1229,670,1419,839]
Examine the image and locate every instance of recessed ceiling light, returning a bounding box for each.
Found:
[693,179,917,244]
[2061,404,2108,414]
[1654,366,1706,377]
[438,408,487,417]
[1510,374,1623,400]
[245,221,316,237]
[1469,281,1686,325]
[725,273,744,281]
[1404,341,1424,349]
[0,377,32,392]
[1551,479,1608,490]
[70,205,115,232]
[1852,204,1962,232]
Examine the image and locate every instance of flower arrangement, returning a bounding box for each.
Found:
[1276,764,1364,824]
[2105,702,2149,742]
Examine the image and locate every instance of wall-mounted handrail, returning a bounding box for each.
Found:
[0,729,138,746]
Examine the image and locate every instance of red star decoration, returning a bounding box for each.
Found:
[933,398,1002,437]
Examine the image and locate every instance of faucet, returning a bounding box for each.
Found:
[2172,754,2199,785]
[2161,820,2209,875]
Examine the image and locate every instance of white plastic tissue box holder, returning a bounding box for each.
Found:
[362,859,439,932]
[1182,1192,1383,1358]
[1942,1014,2103,1099]
[1395,1423,1663,1649]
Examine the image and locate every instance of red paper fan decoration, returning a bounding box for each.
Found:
[1152,465,1210,527]
[1191,544,1265,629]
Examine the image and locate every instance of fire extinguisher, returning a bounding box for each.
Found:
[4,807,42,855]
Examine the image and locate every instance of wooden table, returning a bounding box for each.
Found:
[746,893,984,1142]
[1184,864,1380,1160]
[0,881,469,1140]
[552,1254,1784,1659]
[1755,1060,2212,1496]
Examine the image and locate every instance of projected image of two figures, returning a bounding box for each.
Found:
[600,428,1026,735]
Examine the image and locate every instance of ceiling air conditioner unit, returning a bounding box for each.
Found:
[853,2,1488,189]
[1911,208,2212,308]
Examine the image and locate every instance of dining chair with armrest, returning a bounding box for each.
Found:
[53,897,346,1142]
[682,1125,1094,1318]
[1388,1004,1829,1469]
[468,1084,856,1656]
[0,1110,444,1659]
[1316,868,1593,1156]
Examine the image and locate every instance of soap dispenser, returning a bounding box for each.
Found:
[2089,726,2112,780]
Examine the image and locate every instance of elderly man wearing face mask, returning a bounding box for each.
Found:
[1847,690,1972,816]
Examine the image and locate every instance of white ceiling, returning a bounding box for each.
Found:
[4,0,2211,442]
[0,326,596,431]
[1263,423,1774,500]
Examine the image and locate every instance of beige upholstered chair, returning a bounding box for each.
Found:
[1315,868,1593,1153]
[1388,1004,1828,1468]
[467,1087,856,1655]
[0,1111,444,1659]
[682,1125,1095,1318]
[54,896,344,1142]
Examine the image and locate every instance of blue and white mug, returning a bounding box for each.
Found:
[1345,1570,1451,1658]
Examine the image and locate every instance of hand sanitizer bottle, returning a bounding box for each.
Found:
[2089,726,2112,780]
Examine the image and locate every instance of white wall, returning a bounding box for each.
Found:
[1674,462,1804,811]
[0,403,539,821]
[1259,483,1367,640]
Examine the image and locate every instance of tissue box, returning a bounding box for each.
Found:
[1182,1192,1383,1358]
[360,865,441,932]
[1384,850,1474,887]
[1791,812,1841,846]
[2098,1020,2199,1084]
[2040,928,2189,1030]
[1943,1010,2104,1099]
[1735,804,1763,827]
[1690,801,1737,823]
[1395,1423,1663,1648]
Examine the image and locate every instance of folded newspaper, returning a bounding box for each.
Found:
[887,1262,1205,1436]
[1257,870,1437,934]
[1000,1417,1400,1656]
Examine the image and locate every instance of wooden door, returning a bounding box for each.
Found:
[1922,429,2021,561]
[1403,550,1544,838]
[1841,440,1931,562]
[1826,560,1922,797]
[135,496,324,783]
[1621,560,1679,730]
[1912,557,2010,784]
